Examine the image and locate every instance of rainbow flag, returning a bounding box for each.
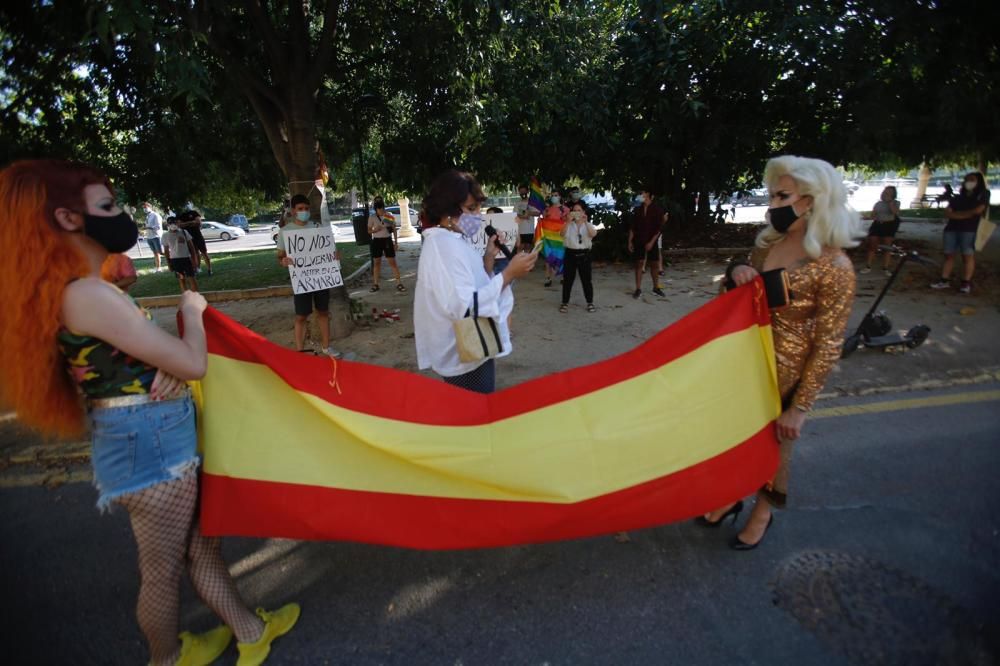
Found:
[196,282,780,549]
[534,217,565,275]
[528,176,546,213]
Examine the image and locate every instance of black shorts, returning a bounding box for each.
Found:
[370,237,396,259]
[868,220,899,238]
[187,227,208,253]
[293,289,330,316]
[519,233,534,245]
[168,257,195,277]
[633,246,660,263]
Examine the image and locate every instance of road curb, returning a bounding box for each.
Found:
[818,368,1000,400]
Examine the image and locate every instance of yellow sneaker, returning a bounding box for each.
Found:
[175,625,234,666]
[236,603,301,666]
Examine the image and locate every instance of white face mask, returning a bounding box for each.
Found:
[550,196,561,205]
[964,180,977,192]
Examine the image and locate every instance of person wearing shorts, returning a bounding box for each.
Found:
[861,186,900,275]
[277,194,340,357]
[367,197,404,292]
[141,202,164,271]
[628,190,667,298]
[931,172,990,294]
[178,209,212,276]
[514,183,540,252]
[162,219,199,292]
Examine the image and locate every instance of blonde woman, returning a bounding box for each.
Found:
[698,155,862,549]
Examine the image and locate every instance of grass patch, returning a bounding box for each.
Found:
[128,248,369,298]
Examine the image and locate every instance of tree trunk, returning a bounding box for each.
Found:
[277,106,355,340]
[912,162,931,208]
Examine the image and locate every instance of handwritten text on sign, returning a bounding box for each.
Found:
[469,212,520,258]
[284,226,343,295]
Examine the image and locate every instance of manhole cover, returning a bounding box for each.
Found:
[772,550,994,666]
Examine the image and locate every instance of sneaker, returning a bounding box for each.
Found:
[175,625,234,666]
[544,278,552,287]
[859,266,871,274]
[959,281,972,294]
[929,280,950,289]
[237,603,301,666]
[323,346,343,359]
[632,289,641,299]
[884,269,893,277]
[652,287,666,297]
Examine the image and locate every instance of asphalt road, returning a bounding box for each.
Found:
[1,384,998,665]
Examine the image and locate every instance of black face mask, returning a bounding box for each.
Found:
[83,211,139,253]
[766,204,800,233]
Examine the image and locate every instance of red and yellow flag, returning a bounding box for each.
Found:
[197,282,780,549]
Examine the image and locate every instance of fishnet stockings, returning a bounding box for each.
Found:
[117,470,263,665]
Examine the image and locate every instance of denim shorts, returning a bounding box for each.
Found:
[89,395,200,511]
[943,230,976,256]
[145,237,163,254]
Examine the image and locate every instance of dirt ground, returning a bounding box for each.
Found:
[149,220,1000,398]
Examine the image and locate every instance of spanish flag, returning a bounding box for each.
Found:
[198,282,780,549]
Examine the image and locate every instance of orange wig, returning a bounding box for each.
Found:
[0,160,111,438]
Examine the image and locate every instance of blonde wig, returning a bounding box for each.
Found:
[757,155,864,258]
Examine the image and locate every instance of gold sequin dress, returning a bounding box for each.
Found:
[747,245,856,506]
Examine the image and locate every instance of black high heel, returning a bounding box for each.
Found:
[730,514,774,550]
[694,500,744,528]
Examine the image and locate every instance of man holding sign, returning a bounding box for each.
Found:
[276,194,343,358]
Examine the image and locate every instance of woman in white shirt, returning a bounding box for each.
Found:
[414,170,538,393]
[559,202,599,313]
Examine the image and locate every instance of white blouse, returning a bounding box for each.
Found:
[563,219,595,250]
[414,227,514,377]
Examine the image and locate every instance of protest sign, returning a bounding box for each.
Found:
[282,225,343,294]
[467,212,519,258]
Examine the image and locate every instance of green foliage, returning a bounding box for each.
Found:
[128,248,368,298]
[2,0,997,225]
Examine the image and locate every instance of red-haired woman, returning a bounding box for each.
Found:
[0,160,298,666]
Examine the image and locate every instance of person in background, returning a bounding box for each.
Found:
[0,159,300,666]
[930,171,990,294]
[101,253,137,291]
[277,194,341,357]
[414,170,537,393]
[142,202,164,272]
[559,201,598,313]
[628,190,667,298]
[699,155,860,550]
[514,183,541,253]
[367,197,404,292]
[178,209,213,276]
[934,183,954,207]
[162,217,199,292]
[485,206,509,275]
[860,185,901,275]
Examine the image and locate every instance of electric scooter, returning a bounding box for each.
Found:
[842,245,933,358]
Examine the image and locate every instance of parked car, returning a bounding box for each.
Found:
[228,214,249,231]
[733,188,770,206]
[200,221,246,241]
[271,222,281,244]
[384,205,419,226]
